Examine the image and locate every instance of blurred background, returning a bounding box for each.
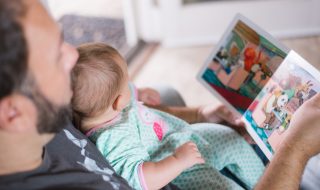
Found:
[42,0,320,107]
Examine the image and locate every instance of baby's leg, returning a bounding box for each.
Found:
[173,165,244,190]
[190,123,265,189]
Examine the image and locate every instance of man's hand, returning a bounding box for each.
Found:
[283,93,320,159]
[256,93,320,190]
[197,104,242,125]
[173,141,205,169]
[137,87,161,106]
[197,104,255,143]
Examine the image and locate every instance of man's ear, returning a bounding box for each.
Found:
[0,95,35,133]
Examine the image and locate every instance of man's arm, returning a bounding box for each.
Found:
[146,104,199,123]
[255,143,309,189]
[137,86,199,123]
[138,86,242,125]
[256,93,320,189]
[147,104,250,141]
[147,103,242,125]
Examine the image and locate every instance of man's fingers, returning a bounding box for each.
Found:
[219,106,231,116]
[150,96,161,105]
[235,118,245,127]
[145,93,161,105]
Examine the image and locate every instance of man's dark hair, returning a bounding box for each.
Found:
[0,0,28,100]
[0,1,70,134]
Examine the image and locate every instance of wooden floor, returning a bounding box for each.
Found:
[131,36,320,107]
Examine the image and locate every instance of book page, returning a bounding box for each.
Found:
[198,14,288,115]
[242,51,320,159]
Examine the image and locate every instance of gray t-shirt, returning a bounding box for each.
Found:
[0,123,132,190]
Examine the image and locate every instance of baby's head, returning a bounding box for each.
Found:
[71,43,131,130]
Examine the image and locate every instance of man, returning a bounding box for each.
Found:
[0,0,319,189]
[0,0,129,189]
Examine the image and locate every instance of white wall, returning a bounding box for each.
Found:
[130,0,320,47]
[45,0,123,20]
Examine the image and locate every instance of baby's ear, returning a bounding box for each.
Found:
[112,95,125,111]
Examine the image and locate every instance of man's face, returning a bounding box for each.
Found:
[23,0,78,107]
[21,0,78,135]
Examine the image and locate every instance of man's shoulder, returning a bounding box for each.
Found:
[45,124,132,189]
[0,123,131,190]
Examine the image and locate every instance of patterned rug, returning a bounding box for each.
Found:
[59,14,130,58]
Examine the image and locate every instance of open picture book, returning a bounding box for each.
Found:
[197,14,320,160]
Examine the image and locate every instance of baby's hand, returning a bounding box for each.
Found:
[138,87,161,106]
[173,141,205,169]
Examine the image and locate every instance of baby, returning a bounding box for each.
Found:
[71,43,265,190]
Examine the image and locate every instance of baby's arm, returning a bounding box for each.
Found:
[143,141,204,190]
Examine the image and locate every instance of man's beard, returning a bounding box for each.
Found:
[21,76,71,134]
[32,91,71,134]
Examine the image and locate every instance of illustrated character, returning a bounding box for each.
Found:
[265,84,277,94]
[242,47,266,85]
[229,42,240,58]
[278,114,292,133]
[228,42,240,68]
[243,47,257,72]
[295,80,313,106]
[214,48,232,74]
[262,89,294,130]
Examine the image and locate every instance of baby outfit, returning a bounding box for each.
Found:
[87,84,265,190]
